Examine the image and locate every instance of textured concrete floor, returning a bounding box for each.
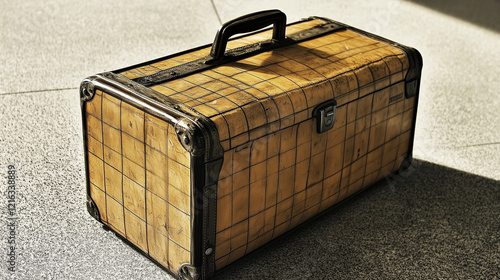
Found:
[1,0,499,279]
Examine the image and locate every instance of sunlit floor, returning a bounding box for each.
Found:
[1,1,499,279]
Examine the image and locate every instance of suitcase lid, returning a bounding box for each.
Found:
[111,10,415,152]
[83,10,419,154]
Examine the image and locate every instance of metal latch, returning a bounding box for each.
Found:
[312,99,337,134]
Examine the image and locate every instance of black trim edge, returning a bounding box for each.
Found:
[80,79,101,225]
[188,120,223,280]
[398,47,422,164]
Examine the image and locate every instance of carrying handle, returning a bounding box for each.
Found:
[209,9,287,60]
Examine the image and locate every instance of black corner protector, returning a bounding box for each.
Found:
[178,264,200,280]
[80,79,96,102]
[403,47,423,99]
[405,79,419,98]
[86,195,101,222]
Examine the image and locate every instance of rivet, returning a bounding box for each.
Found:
[205,248,213,255]
[206,185,215,193]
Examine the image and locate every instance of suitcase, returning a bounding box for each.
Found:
[80,10,422,279]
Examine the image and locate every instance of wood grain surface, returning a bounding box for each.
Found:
[85,90,191,272]
[85,17,416,275]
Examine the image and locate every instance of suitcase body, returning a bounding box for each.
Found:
[81,10,422,279]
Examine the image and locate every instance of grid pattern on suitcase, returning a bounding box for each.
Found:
[85,90,192,272]
[118,18,416,271]
[214,81,415,269]
[136,29,409,152]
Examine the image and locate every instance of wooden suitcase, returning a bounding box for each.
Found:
[80,10,422,279]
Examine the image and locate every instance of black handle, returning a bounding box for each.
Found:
[209,10,287,60]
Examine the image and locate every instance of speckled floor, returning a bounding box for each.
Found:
[1,0,499,279]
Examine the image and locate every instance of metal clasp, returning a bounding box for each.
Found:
[313,99,337,134]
